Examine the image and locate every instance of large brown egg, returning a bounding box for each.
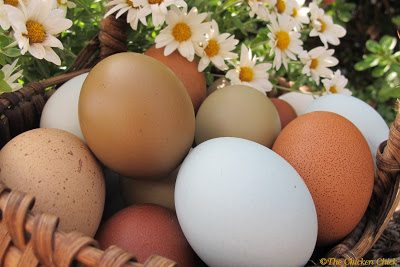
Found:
[144,45,206,112]
[96,204,195,266]
[195,85,281,147]
[270,98,297,129]
[272,112,374,245]
[79,52,195,179]
[0,128,105,236]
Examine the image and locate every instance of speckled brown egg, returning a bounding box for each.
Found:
[79,52,195,179]
[144,45,206,112]
[195,85,281,147]
[272,111,374,245]
[0,128,105,236]
[270,98,297,129]
[96,204,195,266]
[120,167,178,211]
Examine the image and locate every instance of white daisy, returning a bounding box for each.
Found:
[248,0,270,21]
[309,2,346,47]
[6,0,73,65]
[0,1,11,30]
[291,0,309,30]
[226,44,273,94]
[142,0,187,27]
[1,59,23,92]
[104,0,150,30]
[155,6,210,62]
[322,70,352,95]
[268,14,303,70]
[299,46,338,84]
[269,0,294,16]
[196,20,238,72]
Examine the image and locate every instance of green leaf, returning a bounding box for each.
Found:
[1,48,20,57]
[0,70,4,80]
[392,15,400,26]
[366,40,381,53]
[379,85,400,100]
[379,35,397,52]
[354,55,380,71]
[0,80,12,93]
[386,72,398,82]
[372,65,390,77]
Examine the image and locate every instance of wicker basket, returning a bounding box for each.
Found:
[0,5,399,267]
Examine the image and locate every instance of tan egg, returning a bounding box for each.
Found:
[0,128,105,237]
[145,45,207,112]
[272,112,374,245]
[207,77,230,96]
[120,167,178,211]
[79,52,195,179]
[195,85,281,147]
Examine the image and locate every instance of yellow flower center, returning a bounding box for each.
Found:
[276,0,286,14]
[317,18,327,32]
[172,22,192,42]
[148,0,163,4]
[57,0,63,5]
[26,20,46,44]
[239,67,254,82]
[292,8,298,17]
[276,31,290,50]
[204,39,220,57]
[4,0,19,6]
[329,86,337,93]
[310,58,319,69]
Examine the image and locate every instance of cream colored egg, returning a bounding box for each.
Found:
[120,168,178,211]
[0,128,105,237]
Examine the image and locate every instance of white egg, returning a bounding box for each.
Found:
[278,92,317,115]
[305,94,389,162]
[40,73,88,141]
[175,137,317,267]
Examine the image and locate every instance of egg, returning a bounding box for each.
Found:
[207,77,230,96]
[195,85,281,147]
[0,128,105,236]
[272,112,374,245]
[278,92,317,115]
[144,45,206,112]
[79,52,195,179]
[305,94,389,163]
[40,73,88,141]
[96,204,195,266]
[120,167,178,211]
[270,98,297,129]
[175,137,317,267]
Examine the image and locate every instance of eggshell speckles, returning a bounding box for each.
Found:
[96,204,195,266]
[272,111,374,245]
[0,128,105,237]
[145,45,206,112]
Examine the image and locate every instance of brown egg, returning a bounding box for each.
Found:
[96,204,195,266]
[272,112,374,245]
[270,98,297,129]
[79,52,195,179]
[0,128,105,236]
[195,85,281,147]
[120,167,178,210]
[145,45,206,112]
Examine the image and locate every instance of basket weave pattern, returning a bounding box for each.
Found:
[0,5,399,267]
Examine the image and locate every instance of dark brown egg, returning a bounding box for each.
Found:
[145,45,207,112]
[270,98,297,129]
[79,52,195,179]
[96,204,195,266]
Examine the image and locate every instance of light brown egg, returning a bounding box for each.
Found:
[145,45,207,112]
[270,98,297,129]
[0,128,105,236]
[120,167,178,211]
[272,111,374,245]
[79,52,195,179]
[195,85,281,148]
[96,204,195,267]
